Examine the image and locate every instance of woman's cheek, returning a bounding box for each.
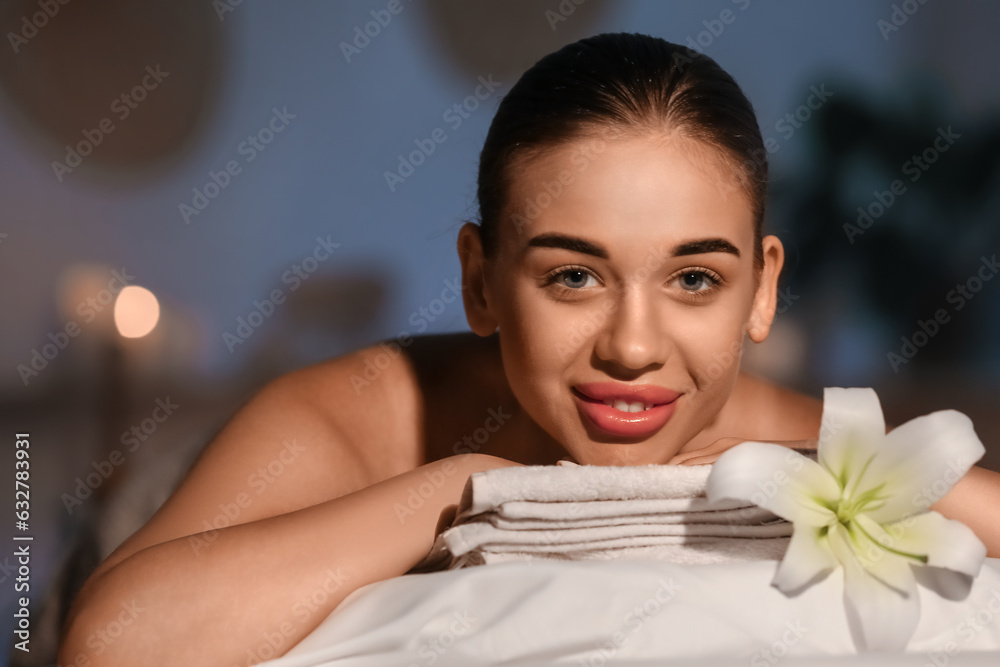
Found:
[510,289,584,360]
[502,294,563,386]
[678,312,745,391]
[547,301,614,365]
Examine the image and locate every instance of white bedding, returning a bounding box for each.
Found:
[260,558,1000,666]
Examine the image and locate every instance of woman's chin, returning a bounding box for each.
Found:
[564,442,668,467]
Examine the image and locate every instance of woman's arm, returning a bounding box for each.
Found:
[58,343,524,666]
[58,451,521,666]
[928,465,1000,558]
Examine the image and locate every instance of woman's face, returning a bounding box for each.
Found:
[461,131,782,466]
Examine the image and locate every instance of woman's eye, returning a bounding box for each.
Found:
[676,270,716,292]
[555,269,597,289]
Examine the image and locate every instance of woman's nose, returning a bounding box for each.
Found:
[593,288,670,372]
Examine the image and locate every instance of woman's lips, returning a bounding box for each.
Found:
[572,383,680,439]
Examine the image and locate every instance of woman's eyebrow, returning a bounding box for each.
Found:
[527,233,608,258]
[674,238,741,257]
[526,234,740,259]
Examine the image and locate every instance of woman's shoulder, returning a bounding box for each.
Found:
[273,331,508,468]
[733,372,824,442]
[94,335,490,576]
[283,331,503,410]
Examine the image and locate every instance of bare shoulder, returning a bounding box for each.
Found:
[736,372,824,442]
[281,338,428,473]
[93,337,431,577]
[278,331,511,464]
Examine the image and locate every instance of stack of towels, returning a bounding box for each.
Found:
[411,456,807,573]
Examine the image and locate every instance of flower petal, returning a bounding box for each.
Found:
[817,388,887,494]
[771,524,838,595]
[852,514,921,595]
[882,511,986,579]
[913,565,976,602]
[706,442,839,526]
[828,522,920,652]
[864,410,985,522]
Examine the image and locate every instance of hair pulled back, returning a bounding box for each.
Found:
[476,32,767,271]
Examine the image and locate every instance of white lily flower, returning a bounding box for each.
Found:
[705,387,987,651]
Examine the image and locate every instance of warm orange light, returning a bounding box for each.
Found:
[114,286,160,338]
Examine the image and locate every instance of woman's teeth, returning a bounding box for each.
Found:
[604,400,653,413]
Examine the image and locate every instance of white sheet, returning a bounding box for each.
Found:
[261,558,1000,667]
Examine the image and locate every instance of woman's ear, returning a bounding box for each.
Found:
[747,235,785,343]
[457,222,499,336]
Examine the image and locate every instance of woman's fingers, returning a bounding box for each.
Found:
[668,438,817,466]
[668,437,742,465]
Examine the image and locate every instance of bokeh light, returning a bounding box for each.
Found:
[114,285,160,338]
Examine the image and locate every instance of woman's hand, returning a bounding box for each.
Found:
[667,437,818,466]
[431,454,524,536]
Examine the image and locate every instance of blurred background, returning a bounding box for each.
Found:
[1,0,998,661]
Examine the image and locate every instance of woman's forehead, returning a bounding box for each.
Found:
[500,134,756,258]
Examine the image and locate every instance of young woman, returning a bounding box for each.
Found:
[59,33,1000,666]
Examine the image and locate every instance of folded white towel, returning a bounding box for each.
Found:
[477,502,779,529]
[444,518,792,554]
[449,538,793,568]
[457,460,722,516]
[410,454,814,573]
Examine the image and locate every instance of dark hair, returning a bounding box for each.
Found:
[475,32,767,273]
